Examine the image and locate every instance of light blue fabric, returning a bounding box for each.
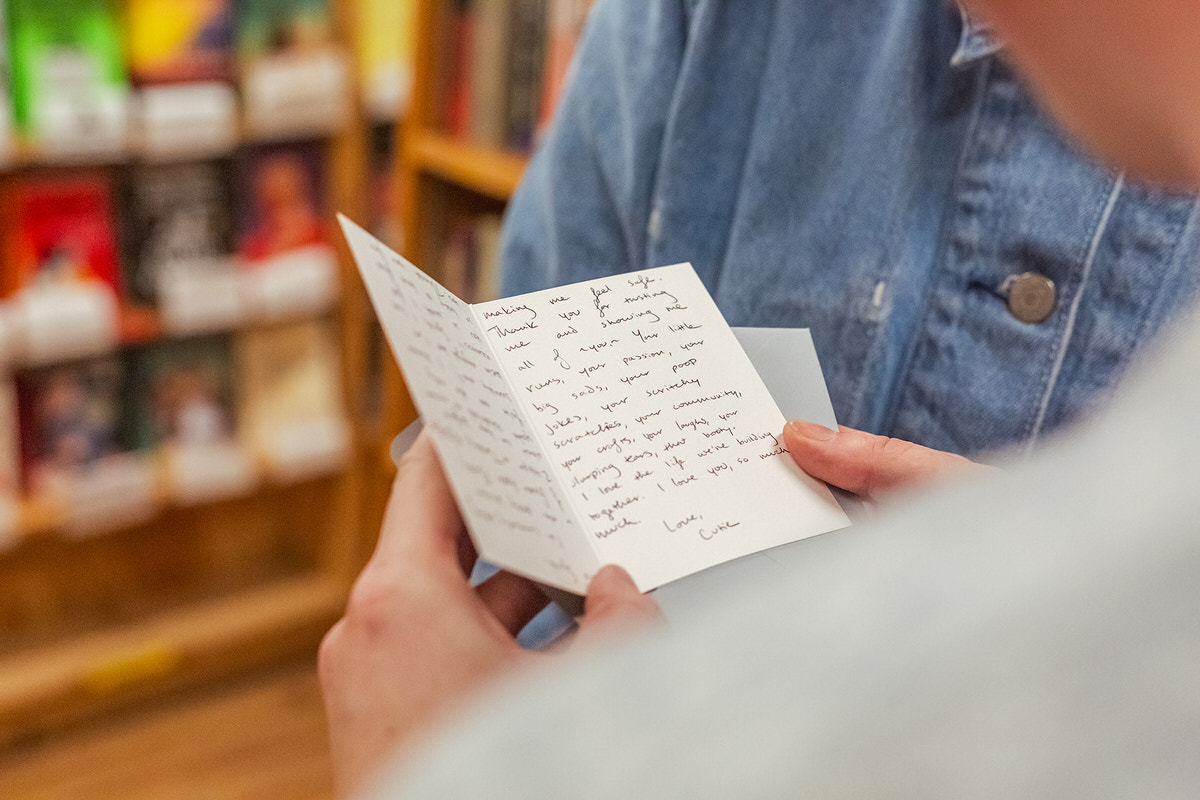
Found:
[501,0,1200,460]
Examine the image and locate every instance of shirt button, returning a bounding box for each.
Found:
[1005,272,1057,324]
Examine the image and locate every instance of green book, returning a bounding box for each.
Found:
[8,0,129,147]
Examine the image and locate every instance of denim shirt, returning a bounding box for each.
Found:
[500,0,1200,458]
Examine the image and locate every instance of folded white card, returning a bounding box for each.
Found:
[340,215,850,594]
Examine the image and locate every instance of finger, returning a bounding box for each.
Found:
[369,432,466,572]
[575,565,662,647]
[475,571,551,636]
[456,528,480,579]
[782,420,989,501]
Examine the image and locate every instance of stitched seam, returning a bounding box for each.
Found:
[1128,195,1200,351]
[704,1,776,289]
[877,55,993,438]
[1024,172,1125,454]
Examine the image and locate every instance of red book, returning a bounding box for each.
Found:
[4,173,121,296]
[536,0,595,141]
[444,0,475,138]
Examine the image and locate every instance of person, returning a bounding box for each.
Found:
[514,0,1199,647]
[319,0,1200,795]
[500,0,1200,459]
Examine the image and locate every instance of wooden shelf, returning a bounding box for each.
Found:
[10,459,351,545]
[0,0,389,746]
[404,127,528,201]
[0,573,345,747]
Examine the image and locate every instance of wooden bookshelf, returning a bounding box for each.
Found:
[0,0,394,746]
[404,127,527,201]
[0,573,344,747]
[380,0,540,456]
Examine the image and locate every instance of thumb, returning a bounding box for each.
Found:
[783,420,992,501]
[575,565,662,645]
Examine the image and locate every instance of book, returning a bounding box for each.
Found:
[126,334,258,503]
[439,211,503,303]
[366,123,402,249]
[1,173,123,364]
[235,140,339,317]
[0,10,16,164]
[124,335,238,450]
[472,212,504,302]
[355,0,416,120]
[535,0,594,141]
[466,0,514,147]
[0,380,19,548]
[504,0,547,151]
[439,212,476,302]
[7,0,130,152]
[235,141,330,265]
[120,160,236,307]
[340,215,850,595]
[4,172,121,295]
[125,0,234,85]
[443,0,475,138]
[235,319,349,479]
[236,0,350,136]
[236,0,337,63]
[18,356,124,497]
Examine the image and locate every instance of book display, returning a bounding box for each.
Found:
[0,0,402,748]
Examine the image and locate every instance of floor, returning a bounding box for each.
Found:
[0,659,335,800]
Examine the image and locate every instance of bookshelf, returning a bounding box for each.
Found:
[0,0,409,746]
[385,0,591,458]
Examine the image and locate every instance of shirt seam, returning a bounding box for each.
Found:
[876,57,994,441]
[1023,173,1126,454]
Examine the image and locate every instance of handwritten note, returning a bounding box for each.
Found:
[339,216,849,594]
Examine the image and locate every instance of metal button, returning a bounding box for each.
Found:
[1005,272,1057,324]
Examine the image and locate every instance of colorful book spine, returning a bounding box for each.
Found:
[536,0,595,140]
[504,0,547,151]
[444,0,476,139]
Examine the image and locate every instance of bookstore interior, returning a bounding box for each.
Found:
[0,0,594,782]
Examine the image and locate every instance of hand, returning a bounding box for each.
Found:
[318,433,660,797]
[782,421,995,502]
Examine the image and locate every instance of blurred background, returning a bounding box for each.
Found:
[0,0,591,796]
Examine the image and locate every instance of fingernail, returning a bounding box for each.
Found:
[787,420,837,441]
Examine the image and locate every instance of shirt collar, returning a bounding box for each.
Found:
[951,2,1004,67]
